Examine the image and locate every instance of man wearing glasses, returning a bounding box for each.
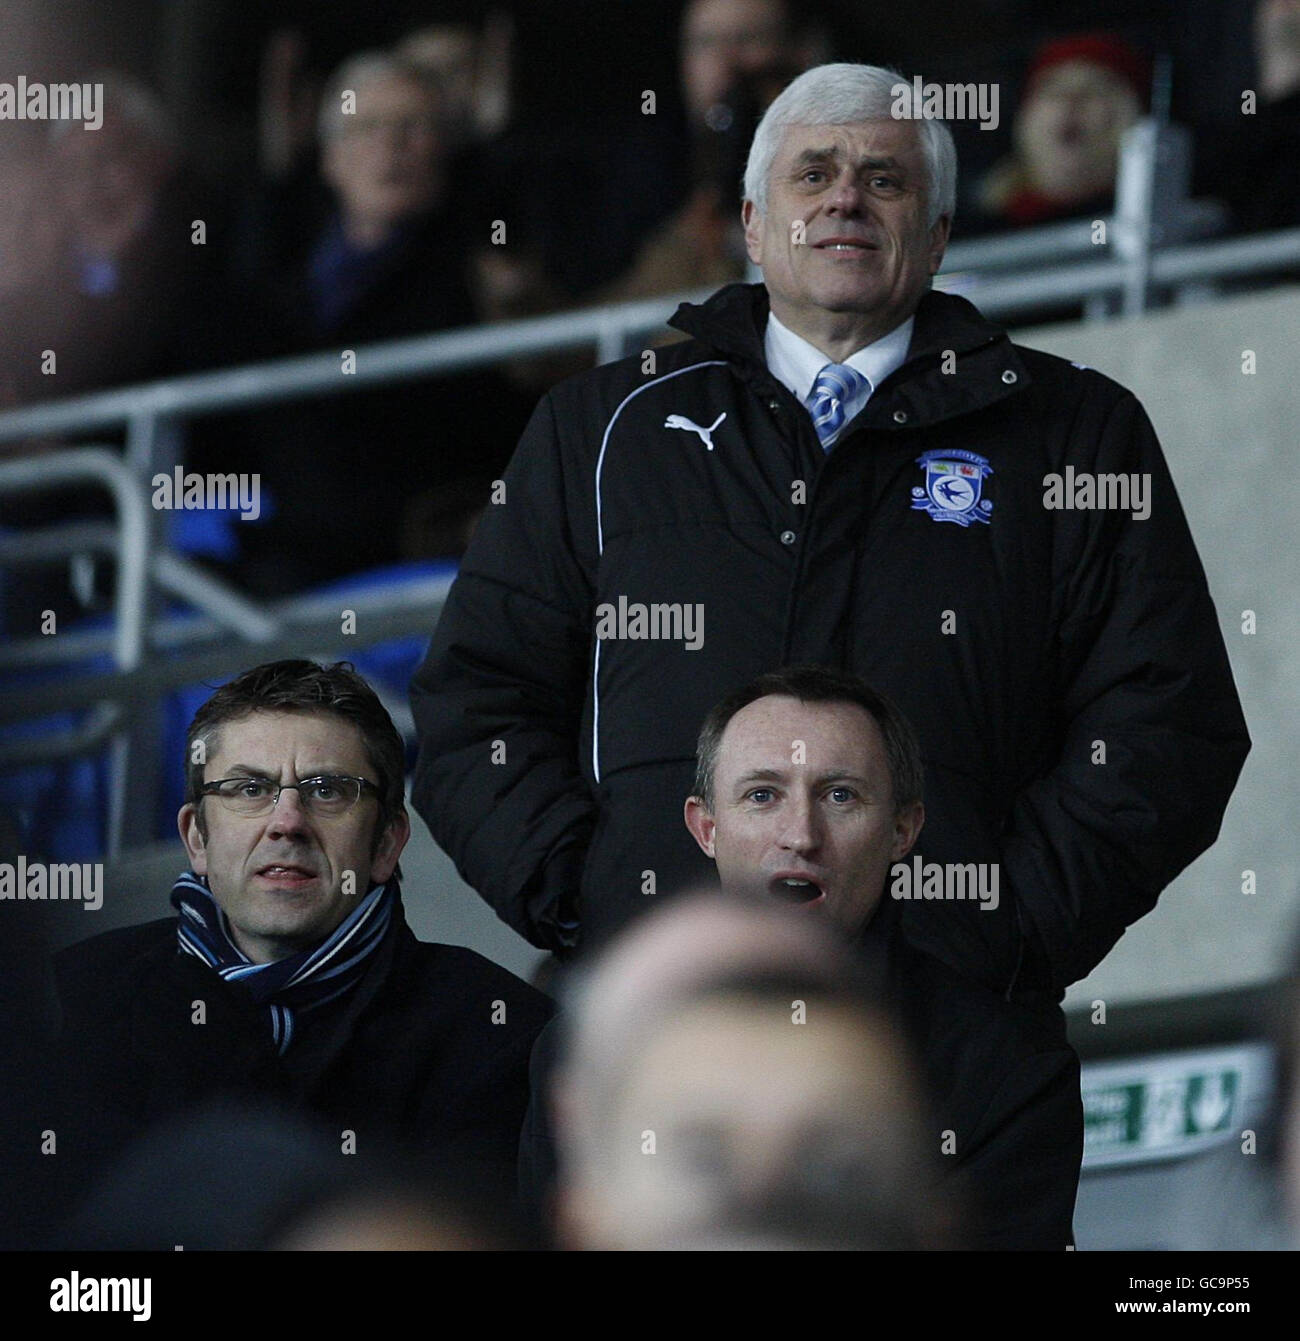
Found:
[45,660,551,1241]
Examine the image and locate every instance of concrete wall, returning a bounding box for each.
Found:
[1018,287,1300,1008]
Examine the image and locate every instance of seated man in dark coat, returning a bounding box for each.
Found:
[45,659,551,1241]
[522,663,1081,1249]
[680,664,1083,1249]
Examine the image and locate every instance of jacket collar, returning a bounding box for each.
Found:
[669,282,1030,427]
[668,282,771,367]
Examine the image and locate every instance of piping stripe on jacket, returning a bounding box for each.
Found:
[590,360,729,784]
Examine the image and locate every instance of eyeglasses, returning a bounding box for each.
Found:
[199,775,381,817]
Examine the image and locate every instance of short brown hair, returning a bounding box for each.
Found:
[185,660,407,845]
[692,665,924,812]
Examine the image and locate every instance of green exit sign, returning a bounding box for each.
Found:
[1080,1044,1270,1169]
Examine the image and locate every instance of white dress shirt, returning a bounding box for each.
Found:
[764,312,915,449]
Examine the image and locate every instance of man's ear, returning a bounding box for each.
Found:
[178,802,208,874]
[370,810,411,885]
[742,198,764,266]
[683,795,717,859]
[890,801,925,861]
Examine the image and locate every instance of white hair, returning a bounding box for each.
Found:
[743,63,957,227]
[317,50,440,143]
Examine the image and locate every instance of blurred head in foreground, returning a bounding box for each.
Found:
[552,891,955,1249]
[269,1188,496,1250]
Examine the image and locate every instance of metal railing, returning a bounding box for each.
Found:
[0,447,460,852]
[3,112,1300,857]
[0,449,152,850]
[935,223,1300,317]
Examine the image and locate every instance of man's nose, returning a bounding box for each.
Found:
[265,786,311,836]
[778,797,820,852]
[824,169,866,214]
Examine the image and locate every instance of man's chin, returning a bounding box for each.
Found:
[778,889,828,914]
[799,285,904,325]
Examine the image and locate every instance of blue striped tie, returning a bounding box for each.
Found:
[809,363,867,449]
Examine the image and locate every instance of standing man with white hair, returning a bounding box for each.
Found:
[411,64,1248,1005]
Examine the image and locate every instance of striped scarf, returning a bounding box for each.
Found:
[170,870,396,1054]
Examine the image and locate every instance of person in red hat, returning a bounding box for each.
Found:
[976,32,1151,229]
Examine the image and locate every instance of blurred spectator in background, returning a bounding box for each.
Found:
[233,49,529,593]
[397,8,514,153]
[550,892,957,1250]
[468,0,831,408]
[249,9,518,313]
[593,0,829,303]
[0,72,234,405]
[0,125,57,436]
[1194,0,1300,234]
[247,50,472,345]
[0,126,59,327]
[256,26,320,188]
[0,73,242,634]
[477,0,829,322]
[395,13,580,434]
[1259,0,1300,106]
[972,33,1149,231]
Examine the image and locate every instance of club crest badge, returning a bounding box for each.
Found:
[911,449,994,526]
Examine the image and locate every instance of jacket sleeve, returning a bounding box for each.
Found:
[409,391,597,950]
[1005,388,1250,991]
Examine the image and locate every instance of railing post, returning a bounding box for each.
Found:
[1113,55,1195,319]
[111,412,175,854]
[1113,120,1159,317]
[595,315,627,367]
[0,449,150,857]
[125,409,176,479]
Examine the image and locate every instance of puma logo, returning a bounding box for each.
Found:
[664,412,726,450]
